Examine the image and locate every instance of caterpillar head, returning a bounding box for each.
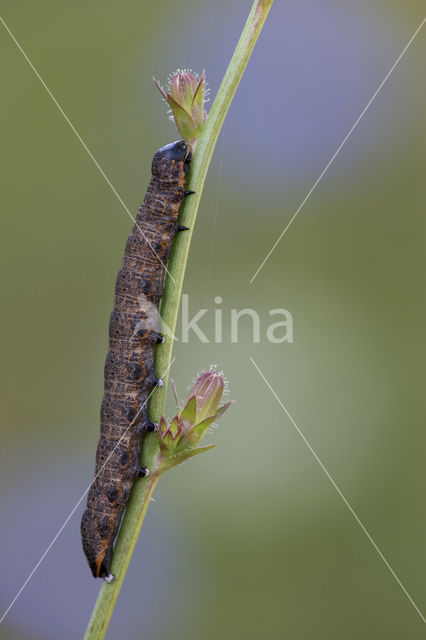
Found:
[152,140,190,178]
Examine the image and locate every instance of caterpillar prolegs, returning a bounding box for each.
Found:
[81,141,191,580]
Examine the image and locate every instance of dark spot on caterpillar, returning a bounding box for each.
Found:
[106,486,119,503]
[131,364,143,379]
[120,449,129,465]
[81,140,190,579]
[140,278,152,294]
[98,519,110,537]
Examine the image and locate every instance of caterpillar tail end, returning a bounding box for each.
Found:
[82,511,115,580]
[85,552,113,581]
[91,552,115,581]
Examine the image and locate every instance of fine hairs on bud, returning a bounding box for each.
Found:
[153,69,208,151]
[157,368,231,464]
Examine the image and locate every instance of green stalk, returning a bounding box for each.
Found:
[84,2,273,637]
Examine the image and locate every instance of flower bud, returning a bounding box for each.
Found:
[153,69,207,151]
[155,370,231,472]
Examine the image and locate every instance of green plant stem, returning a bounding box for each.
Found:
[153,0,274,408]
[84,2,273,637]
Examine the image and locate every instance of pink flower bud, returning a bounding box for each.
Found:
[156,370,231,470]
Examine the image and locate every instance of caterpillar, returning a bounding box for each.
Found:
[81,140,191,581]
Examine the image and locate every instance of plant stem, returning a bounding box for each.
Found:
[153,0,274,407]
[83,1,273,637]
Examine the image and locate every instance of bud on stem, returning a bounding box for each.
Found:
[153,69,208,152]
[155,370,232,473]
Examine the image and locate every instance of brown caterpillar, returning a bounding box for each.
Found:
[81,140,191,580]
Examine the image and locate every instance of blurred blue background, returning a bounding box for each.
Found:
[1,1,425,638]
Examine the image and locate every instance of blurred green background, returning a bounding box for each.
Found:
[1,1,425,638]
